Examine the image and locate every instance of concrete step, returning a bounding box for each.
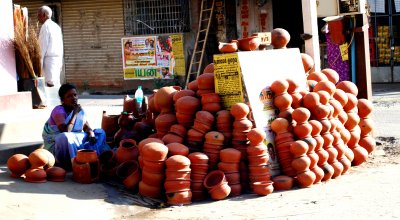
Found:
[0,141,43,164]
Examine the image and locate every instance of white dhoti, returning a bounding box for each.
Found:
[43,56,63,107]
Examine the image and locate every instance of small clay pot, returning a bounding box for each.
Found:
[229,183,242,197]
[219,41,238,53]
[166,190,192,205]
[230,103,250,119]
[139,181,162,199]
[28,149,53,169]
[220,148,241,163]
[142,160,165,173]
[166,143,189,157]
[218,162,240,173]
[116,139,139,164]
[138,138,164,154]
[141,142,168,162]
[116,160,141,190]
[173,89,196,103]
[208,182,231,200]
[24,168,47,183]
[336,81,358,96]
[169,124,187,138]
[141,168,165,186]
[247,128,266,145]
[252,181,274,196]
[237,36,261,51]
[162,133,184,145]
[197,72,215,90]
[46,166,66,182]
[271,175,294,191]
[205,131,225,145]
[166,170,191,181]
[164,180,191,193]
[188,152,209,165]
[165,155,191,171]
[297,170,316,188]
[190,164,209,174]
[188,80,198,91]
[271,28,290,49]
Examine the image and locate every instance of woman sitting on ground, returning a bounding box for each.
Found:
[42,83,110,169]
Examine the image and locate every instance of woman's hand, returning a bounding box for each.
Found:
[88,130,96,145]
[73,104,82,115]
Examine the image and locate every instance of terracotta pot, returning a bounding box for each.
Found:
[196,89,215,97]
[164,180,191,193]
[176,112,195,128]
[292,107,311,124]
[216,110,232,123]
[293,123,312,139]
[191,172,207,181]
[339,156,352,174]
[138,138,164,154]
[220,148,241,163]
[205,131,225,145]
[252,181,274,196]
[162,133,184,145]
[336,80,358,96]
[76,149,98,164]
[24,168,47,183]
[310,165,324,184]
[100,160,118,180]
[175,96,201,114]
[202,102,222,113]
[249,174,271,183]
[291,156,311,173]
[247,128,266,145]
[313,80,336,97]
[351,145,369,166]
[219,41,238,53]
[173,89,196,103]
[191,179,205,190]
[359,135,376,154]
[165,155,191,171]
[224,172,241,184]
[233,119,253,130]
[165,143,189,157]
[308,71,329,83]
[228,183,242,197]
[142,142,168,162]
[188,80,198,91]
[117,111,136,130]
[115,139,139,164]
[248,164,270,175]
[237,36,261,51]
[357,98,373,118]
[166,170,191,181]
[7,154,31,178]
[154,86,179,114]
[274,93,293,110]
[187,128,204,142]
[139,181,162,198]
[333,89,349,107]
[169,124,187,138]
[321,163,334,181]
[193,120,213,134]
[203,170,226,189]
[28,149,53,169]
[209,182,231,200]
[203,63,214,74]
[166,190,192,205]
[98,150,115,165]
[188,152,209,165]
[155,113,177,133]
[248,154,270,166]
[201,92,221,104]
[230,103,250,119]
[197,72,215,90]
[142,159,165,173]
[344,93,358,112]
[272,175,294,191]
[218,162,240,173]
[72,158,99,184]
[46,166,66,182]
[101,111,119,138]
[271,28,290,49]
[141,168,165,186]
[296,170,316,188]
[301,53,314,74]
[116,160,141,189]
[289,140,308,158]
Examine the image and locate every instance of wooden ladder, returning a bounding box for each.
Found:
[185,0,215,88]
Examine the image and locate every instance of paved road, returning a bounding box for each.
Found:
[0,83,399,220]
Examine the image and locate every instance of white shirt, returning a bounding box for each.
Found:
[39,19,64,66]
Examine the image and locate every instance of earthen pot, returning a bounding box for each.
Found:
[197,72,215,90]
[321,163,334,181]
[187,128,204,142]
[155,113,177,133]
[301,53,314,74]
[252,181,274,196]
[202,102,221,113]
[164,180,191,193]
[116,160,141,189]
[205,131,225,145]
[203,63,214,74]
[248,154,270,166]
[24,168,47,183]
[165,155,191,171]
[162,133,184,144]
[188,80,199,91]
[175,96,201,114]
[142,168,165,186]
[248,164,270,176]
[166,190,192,205]
[28,149,54,169]
[154,86,179,113]
[229,183,242,197]
[173,89,196,103]
[247,128,266,145]
[216,110,233,123]
[336,81,358,96]
[292,107,311,124]
[219,148,241,163]
[219,40,238,53]
[7,154,31,178]
[138,138,164,154]
[225,172,241,185]
[237,36,261,51]
[188,152,209,165]
[169,124,187,138]
[310,166,324,184]
[359,135,376,154]
[208,182,231,200]
[139,181,162,199]
[290,140,309,158]
[230,103,250,119]
[291,156,311,173]
[46,166,66,182]
[100,160,118,180]
[333,89,349,107]
[142,142,168,162]
[271,28,290,49]
[344,93,358,112]
[98,150,115,165]
[166,170,191,181]
[101,111,119,138]
[218,162,240,173]
[191,172,207,181]
[307,71,329,83]
[195,110,215,125]
[357,98,374,118]
[72,159,98,184]
[351,145,369,166]
[296,170,316,188]
[272,175,294,191]
[116,139,139,164]
[321,68,340,84]
[76,149,98,164]
[166,143,189,157]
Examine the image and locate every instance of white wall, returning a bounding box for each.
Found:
[0,0,17,95]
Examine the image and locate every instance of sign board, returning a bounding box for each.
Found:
[121,34,185,80]
[213,53,245,109]
[214,48,307,176]
[252,32,271,46]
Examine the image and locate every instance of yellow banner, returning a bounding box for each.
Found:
[339,43,349,61]
[213,53,244,109]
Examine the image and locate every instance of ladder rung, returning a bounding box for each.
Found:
[197,40,205,43]
[202,8,212,12]
[194,51,203,54]
[201,19,210,22]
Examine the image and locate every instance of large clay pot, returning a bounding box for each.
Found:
[271,28,290,49]
[76,149,98,164]
[28,149,54,169]
[116,160,141,190]
[116,139,139,164]
[72,158,99,184]
[101,111,119,138]
[118,112,136,130]
[197,73,215,90]
[7,154,31,178]
[237,36,261,51]
[154,86,180,113]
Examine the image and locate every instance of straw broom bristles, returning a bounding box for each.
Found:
[27,25,42,77]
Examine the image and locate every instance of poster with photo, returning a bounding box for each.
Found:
[121,34,185,79]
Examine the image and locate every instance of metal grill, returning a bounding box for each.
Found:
[123,0,190,35]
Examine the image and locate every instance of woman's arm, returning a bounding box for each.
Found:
[83,121,96,144]
[54,105,81,132]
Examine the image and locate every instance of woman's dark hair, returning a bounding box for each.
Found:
[58,83,77,100]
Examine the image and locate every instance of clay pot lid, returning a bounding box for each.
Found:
[46,166,66,182]
[24,168,47,183]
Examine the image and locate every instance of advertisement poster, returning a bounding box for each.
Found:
[213,53,245,109]
[122,34,185,79]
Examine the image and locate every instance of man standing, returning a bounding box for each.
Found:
[37,5,63,104]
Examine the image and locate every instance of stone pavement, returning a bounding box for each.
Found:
[0,83,399,219]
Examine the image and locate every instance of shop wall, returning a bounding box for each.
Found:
[236,0,273,39]
[0,0,17,95]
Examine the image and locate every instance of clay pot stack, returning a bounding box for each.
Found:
[292,108,324,184]
[196,71,215,97]
[166,143,189,157]
[72,149,100,184]
[189,111,215,152]
[270,79,293,121]
[290,140,316,188]
[188,152,209,201]
[139,142,168,198]
[218,148,242,196]
[230,103,252,160]
[203,131,225,170]
[201,93,222,113]
[203,170,231,200]
[216,110,233,146]
[357,99,376,155]
[175,95,201,129]
[155,113,177,139]
[165,155,192,205]
[270,118,296,177]
[162,124,187,144]
[246,128,272,194]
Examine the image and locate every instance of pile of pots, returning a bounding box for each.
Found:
[270,69,376,188]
